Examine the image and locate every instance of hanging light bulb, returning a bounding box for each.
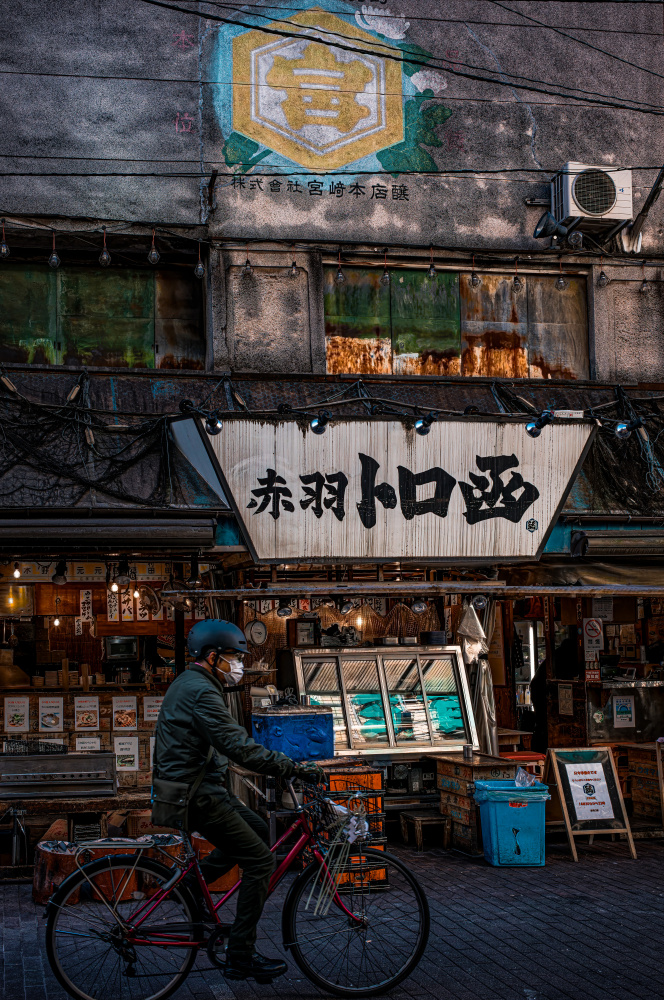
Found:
[147,228,160,265]
[115,556,131,586]
[513,259,523,290]
[12,563,20,579]
[598,271,610,288]
[335,250,346,285]
[380,250,390,286]
[133,587,140,599]
[415,411,436,436]
[412,599,428,614]
[310,410,331,435]
[111,581,119,593]
[277,598,293,618]
[0,219,9,259]
[54,598,61,627]
[205,412,223,436]
[472,594,488,611]
[194,240,205,279]
[340,600,355,615]
[427,246,436,279]
[640,276,649,293]
[242,245,253,276]
[51,560,68,586]
[555,258,568,291]
[48,230,60,269]
[99,226,111,267]
[53,616,60,627]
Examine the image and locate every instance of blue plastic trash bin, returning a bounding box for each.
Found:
[473,780,550,866]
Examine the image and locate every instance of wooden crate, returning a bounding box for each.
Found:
[430,753,516,855]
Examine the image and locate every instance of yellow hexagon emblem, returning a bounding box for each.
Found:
[232,8,404,171]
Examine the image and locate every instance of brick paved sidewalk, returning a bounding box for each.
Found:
[2,838,663,1000]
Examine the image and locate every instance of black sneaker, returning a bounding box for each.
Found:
[223,952,288,983]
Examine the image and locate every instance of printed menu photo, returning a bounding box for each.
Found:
[74,696,99,731]
[112,696,137,730]
[114,736,139,771]
[4,696,29,733]
[39,696,64,732]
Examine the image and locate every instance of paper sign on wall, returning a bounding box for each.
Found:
[107,591,119,622]
[565,763,614,820]
[76,736,101,751]
[614,694,635,728]
[114,736,139,771]
[4,696,29,733]
[79,589,93,621]
[583,618,604,655]
[121,591,134,621]
[74,696,99,731]
[143,696,163,722]
[591,597,613,622]
[39,697,64,732]
[112,697,137,730]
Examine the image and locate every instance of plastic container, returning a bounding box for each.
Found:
[473,779,550,866]
[251,706,334,761]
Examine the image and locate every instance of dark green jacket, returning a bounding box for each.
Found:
[154,663,296,794]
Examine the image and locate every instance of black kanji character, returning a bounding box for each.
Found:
[247,468,295,520]
[328,181,345,198]
[357,454,397,529]
[269,179,282,192]
[232,176,246,189]
[287,179,303,193]
[249,177,264,190]
[349,182,366,198]
[308,180,324,196]
[397,466,456,520]
[392,184,409,201]
[300,472,348,521]
[371,184,388,200]
[458,455,539,525]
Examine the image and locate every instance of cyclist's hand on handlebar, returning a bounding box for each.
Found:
[293,762,327,785]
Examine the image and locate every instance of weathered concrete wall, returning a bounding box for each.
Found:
[2,0,664,381]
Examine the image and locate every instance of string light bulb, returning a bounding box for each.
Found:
[242,245,253,276]
[147,228,160,265]
[0,219,9,259]
[597,258,610,288]
[194,241,205,279]
[54,597,61,627]
[288,259,298,277]
[99,226,111,267]
[415,411,436,436]
[470,255,481,288]
[12,563,20,579]
[335,250,346,285]
[380,250,390,286]
[555,257,568,291]
[48,231,60,269]
[310,410,331,435]
[111,581,119,593]
[427,246,436,279]
[640,264,649,293]
[133,586,140,599]
[513,259,523,290]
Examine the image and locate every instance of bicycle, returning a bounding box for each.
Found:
[45,780,430,1000]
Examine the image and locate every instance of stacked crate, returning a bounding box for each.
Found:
[623,743,663,824]
[323,763,386,849]
[430,753,516,855]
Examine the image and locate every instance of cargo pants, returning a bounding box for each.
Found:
[189,790,275,962]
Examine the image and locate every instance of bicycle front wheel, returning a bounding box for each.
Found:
[45,854,199,1000]
[283,846,429,997]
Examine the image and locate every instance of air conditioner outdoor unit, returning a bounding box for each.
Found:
[551,162,632,227]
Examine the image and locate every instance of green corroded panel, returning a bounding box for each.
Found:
[0,266,57,364]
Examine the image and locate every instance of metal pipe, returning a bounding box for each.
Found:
[161,583,664,598]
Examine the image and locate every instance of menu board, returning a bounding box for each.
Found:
[143,696,163,722]
[114,736,139,771]
[39,697,64,733]
[112,696,137,731]
[74,696,99,731]
[4,696,29,733]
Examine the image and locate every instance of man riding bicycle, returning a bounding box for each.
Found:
[153,619,322,983]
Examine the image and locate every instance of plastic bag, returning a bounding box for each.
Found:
[515,766,538,787]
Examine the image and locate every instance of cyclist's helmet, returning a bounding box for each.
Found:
[187,619,248,659]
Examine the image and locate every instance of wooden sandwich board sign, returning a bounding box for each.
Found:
[543,747,636,861]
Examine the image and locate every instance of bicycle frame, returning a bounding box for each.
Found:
[124,808,363,949]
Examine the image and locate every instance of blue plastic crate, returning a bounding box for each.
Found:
[474,779,550,866]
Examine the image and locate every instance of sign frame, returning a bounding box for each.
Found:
[196,414,596,564]
[543,747,636,861]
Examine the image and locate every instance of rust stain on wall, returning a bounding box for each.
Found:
[326,336,391,374]
[394,349,461,376]
[462,331,529,378]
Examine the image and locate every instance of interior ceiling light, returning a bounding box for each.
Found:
[335,249,346,285]
[412,599,428,614]
[472,594,488,611]
[194,240,205,279]
[12,562,20,579]
[525,410,554,439]
[99,225,111,267]
[48,230,60,269]
[340,600,355,615]
[415,411,436,436]
[277,598,293,618]
[310,410,331,435]
[0,219,9,259]
[147,227,160,265]
[51,559,68,586]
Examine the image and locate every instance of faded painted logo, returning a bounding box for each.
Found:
[212,2,452,175]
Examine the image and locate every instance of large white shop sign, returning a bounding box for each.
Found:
[204,418,595,562]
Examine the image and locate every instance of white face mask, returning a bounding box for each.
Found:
[224,658,245,685]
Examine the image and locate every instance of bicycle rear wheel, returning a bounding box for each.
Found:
[282,846,429,997]
[45,854,199,1000]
